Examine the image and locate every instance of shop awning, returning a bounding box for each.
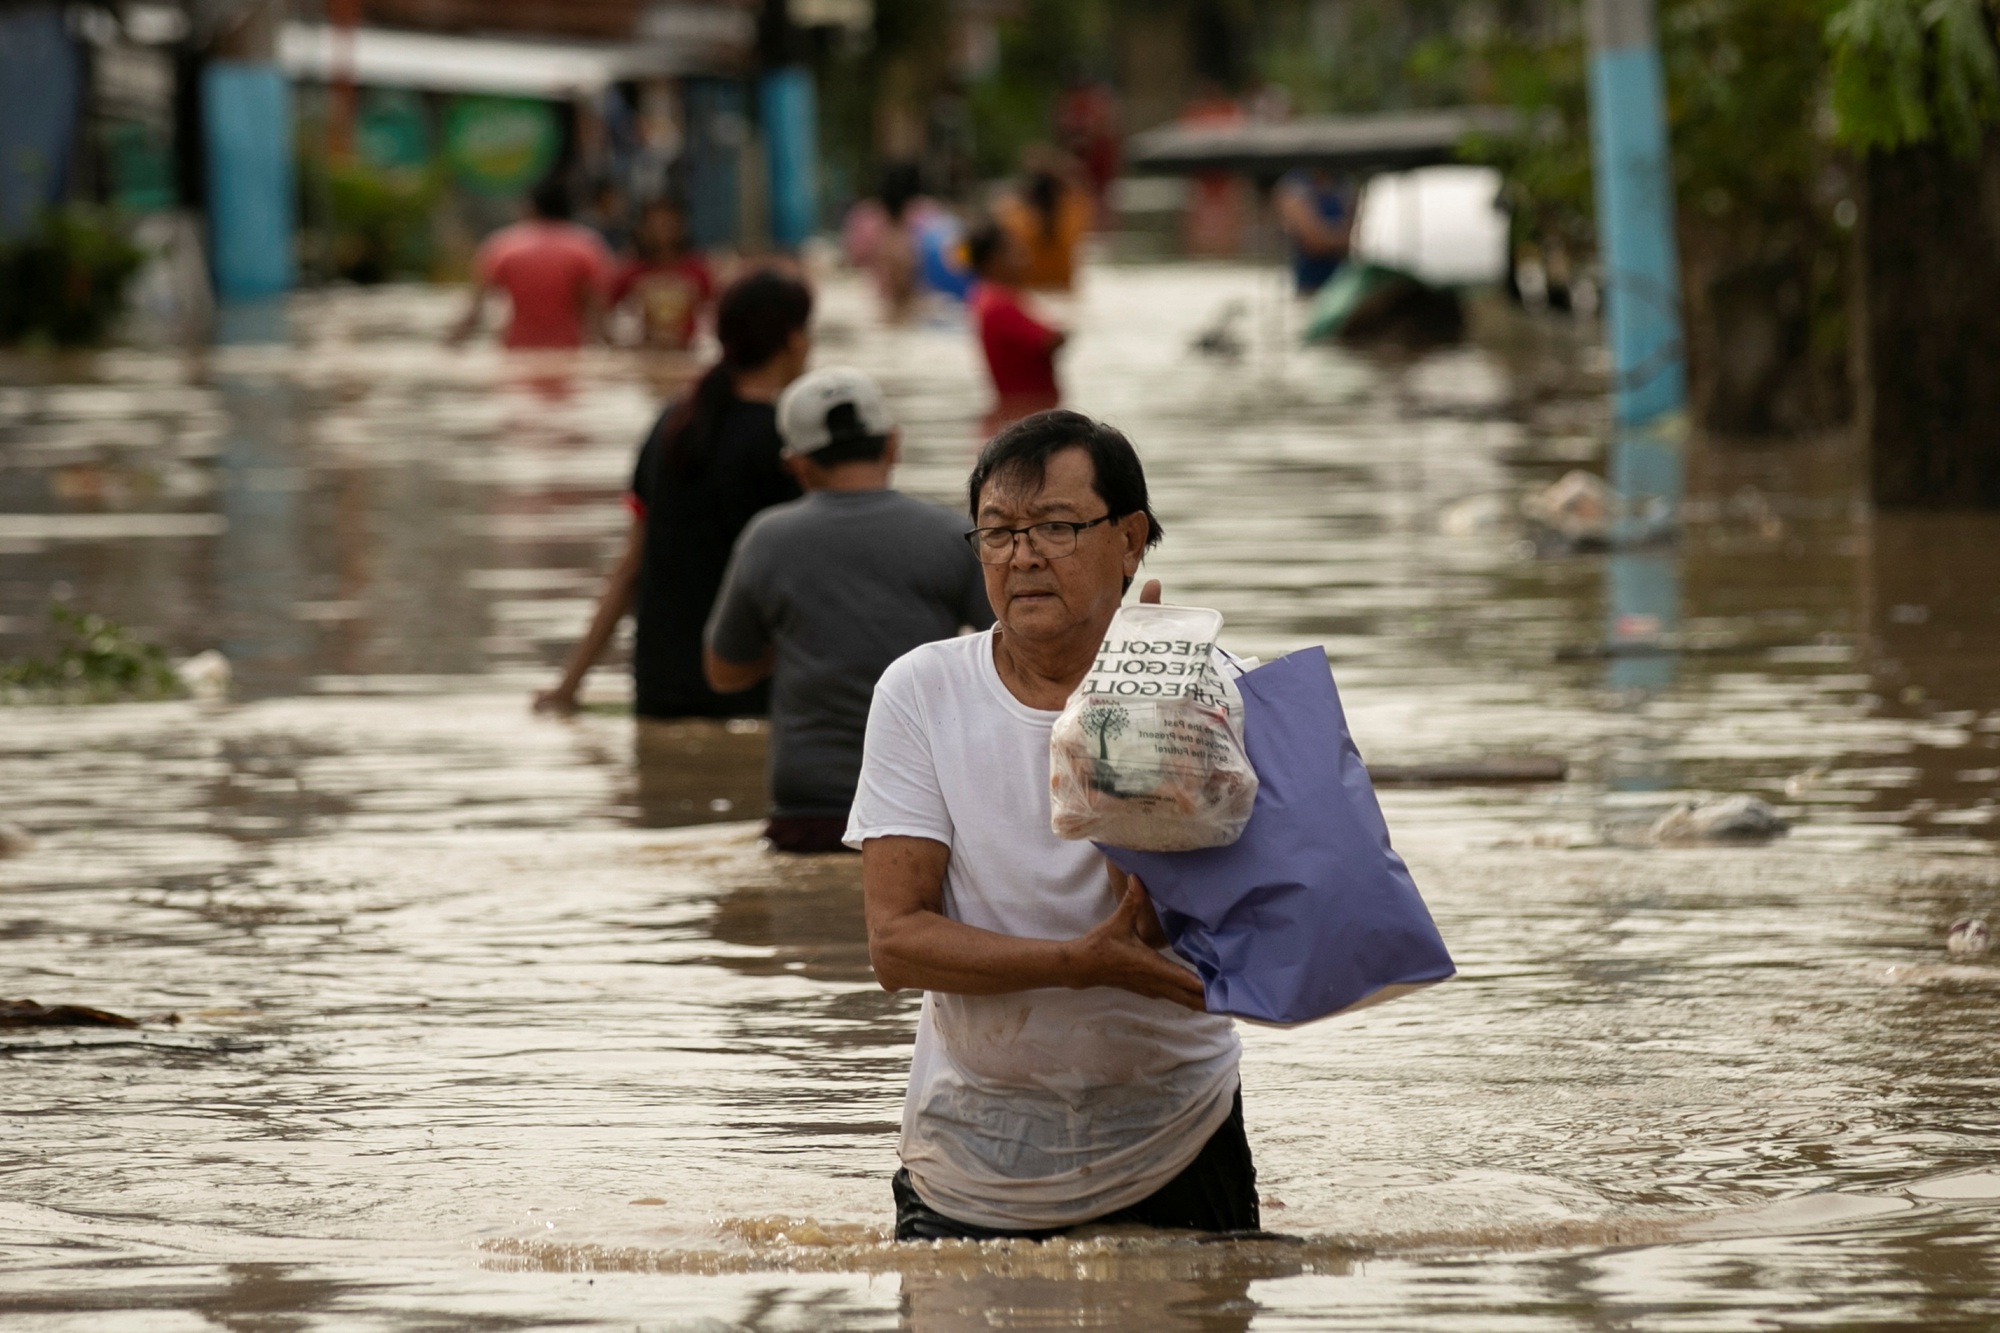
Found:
[1126,108,1519,178]
[277,20,750,97]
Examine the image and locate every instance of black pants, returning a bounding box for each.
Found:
[763,816,856,855]
[893,1088,1258,1241]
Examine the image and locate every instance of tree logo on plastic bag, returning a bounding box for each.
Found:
[1079,702,1130,760]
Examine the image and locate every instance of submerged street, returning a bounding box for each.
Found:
[5,266,2000,1330]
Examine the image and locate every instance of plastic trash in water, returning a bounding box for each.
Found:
[0,823,34,858]
[174,649,231,702]
[1101,647,1455,1025]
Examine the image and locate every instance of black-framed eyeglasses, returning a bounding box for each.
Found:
[965,513,1122,564]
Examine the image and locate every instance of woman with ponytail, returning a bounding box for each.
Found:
[535,269,814,719]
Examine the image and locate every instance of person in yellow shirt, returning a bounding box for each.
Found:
[994,152,1094,292]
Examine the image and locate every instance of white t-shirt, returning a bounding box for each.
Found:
[844,628,1242,1230]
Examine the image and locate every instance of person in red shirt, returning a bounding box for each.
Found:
[966,220,1066,434]
[610,198,715,351]
[449,179,613,349]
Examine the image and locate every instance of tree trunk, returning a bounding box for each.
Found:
[1679,215,1849,438]
[1858,136,2000,507]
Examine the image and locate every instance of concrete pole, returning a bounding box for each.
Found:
[761,68,818,251]
[757,0,818,252]
[1587,0,1686,695]
[1585,0,1686,536]
[203,0,294,301]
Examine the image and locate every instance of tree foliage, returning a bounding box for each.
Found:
[0,207,142,348]
[964,0,1108,179]
[1828,0,2000,155]
[1262,0,1470,114]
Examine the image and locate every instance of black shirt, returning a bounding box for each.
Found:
[628,398,801,719]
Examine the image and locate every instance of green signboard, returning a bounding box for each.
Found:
[357,89,431,172]
[443,96,559,197]
[103,119,175,213]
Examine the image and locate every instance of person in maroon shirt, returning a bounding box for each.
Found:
[611,199,715,351]
[966,220,1067,435]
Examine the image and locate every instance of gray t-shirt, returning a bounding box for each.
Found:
[706,488,994,818]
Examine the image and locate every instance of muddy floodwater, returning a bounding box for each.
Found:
[5,265,2000,1331]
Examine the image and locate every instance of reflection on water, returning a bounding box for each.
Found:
[897,1273,1256,1333]
[631,718,772,829]
[3,270,2000,1329]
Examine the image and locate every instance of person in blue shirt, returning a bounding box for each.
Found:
[1275,168,1355,295]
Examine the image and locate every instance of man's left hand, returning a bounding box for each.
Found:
[1105,860,1169,948]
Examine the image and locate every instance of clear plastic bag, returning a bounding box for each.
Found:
[1049,604,1259,851]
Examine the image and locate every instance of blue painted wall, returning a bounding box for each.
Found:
[0,5,82,236]
[682,78,745,251]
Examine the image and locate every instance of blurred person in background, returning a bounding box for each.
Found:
[449,178,613,349]
[871,162,924,323]
[1178,82,1248,257]
[703,368,993,853]
[534,270,814,718]
[583,178,634,257]
[994,150,1093,291]
[967,221,1066,434]
[1275,167,1354,296]
[611,198,714,351]
[1056,78,1121,226]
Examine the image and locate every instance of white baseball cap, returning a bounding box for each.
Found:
[776,366,897,459]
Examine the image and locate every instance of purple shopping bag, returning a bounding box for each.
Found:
[1100,648,1454,1024]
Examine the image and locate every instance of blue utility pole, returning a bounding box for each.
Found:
[761,67,819,251]
[203,61,295,301]
[1587,0,1685,693]
[1586,0,1686,539]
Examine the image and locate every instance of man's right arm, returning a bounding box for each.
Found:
[863,835,1206,1009]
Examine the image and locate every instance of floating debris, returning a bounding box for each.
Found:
[1370,757,1568,786]
[1521,469,1614,550]
[0,999,141,1029]
[1189,299,1248,358]
[173,648,231,702]
[1650,795,1790,845]
[0,822,33,857]
[1947,918,1992,957]
[1437,492,1515,538]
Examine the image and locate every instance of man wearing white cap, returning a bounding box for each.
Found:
[704,367,994,853]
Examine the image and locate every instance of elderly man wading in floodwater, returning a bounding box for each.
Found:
[844,410,1256,1240]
